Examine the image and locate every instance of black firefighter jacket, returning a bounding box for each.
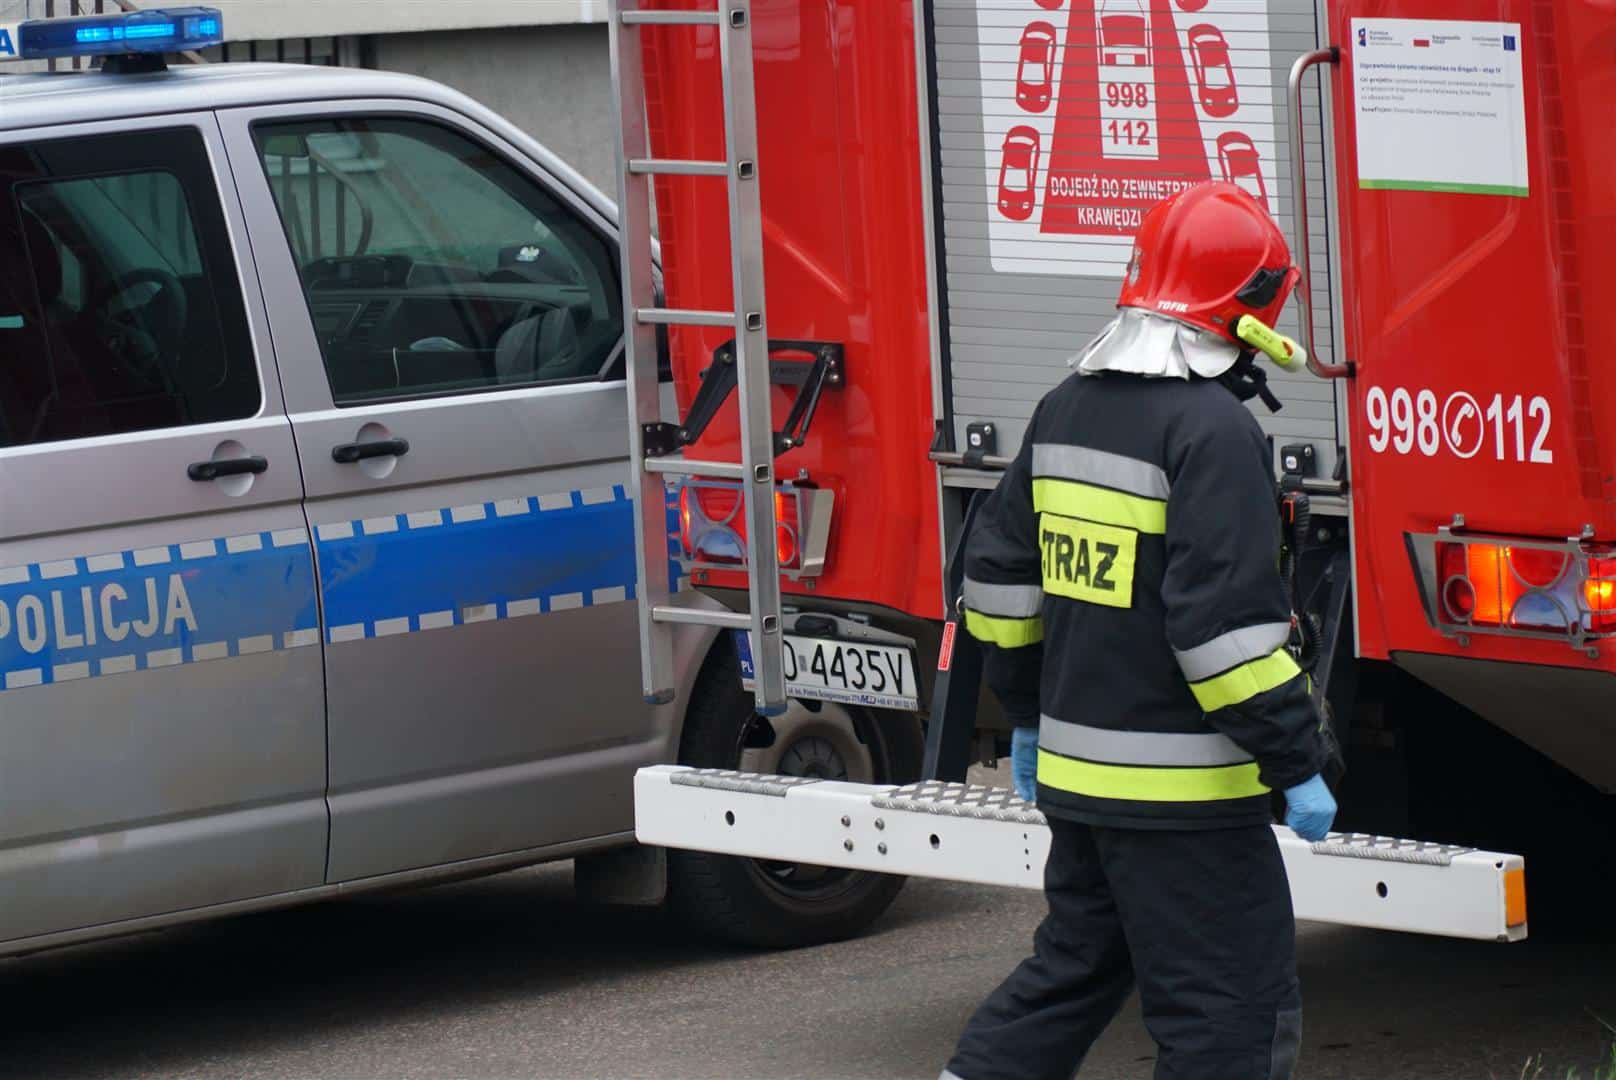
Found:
[962,370,1328,829]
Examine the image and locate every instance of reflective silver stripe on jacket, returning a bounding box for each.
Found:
[1031,443,1170,500]
[1173,621,1293,682]
[962,576,1043,617]
[1039,714,1255,767]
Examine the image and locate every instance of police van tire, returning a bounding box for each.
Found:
[668,634,924,949]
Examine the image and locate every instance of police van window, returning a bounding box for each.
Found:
[0,130,260,449]
[251,117,622,405]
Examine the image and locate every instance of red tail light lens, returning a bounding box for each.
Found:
[774,491,800,568]
[678,481,804,571]
[1436,542,1569,629]
[1432,537,1612,635]
[696,486,742,524]
[1508,547,1568,589]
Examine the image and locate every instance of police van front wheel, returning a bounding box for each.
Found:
[668,635,924,948]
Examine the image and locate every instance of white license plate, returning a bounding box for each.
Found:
[735,631,919,711]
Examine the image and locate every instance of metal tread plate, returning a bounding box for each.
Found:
[1309,834,1477,867]
[871,780,1046,826]
[668,768,825,798]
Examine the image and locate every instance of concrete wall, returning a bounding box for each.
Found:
[370,24,616,197]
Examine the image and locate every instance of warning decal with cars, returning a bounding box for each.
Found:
[979,0,1278,276]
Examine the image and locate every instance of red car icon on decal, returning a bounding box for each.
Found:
[1216,131,1268,204]
[997,126,1042,221]
[1098,0,1150,67]
[1187,23,1238,118]
[1016,22,1059,113]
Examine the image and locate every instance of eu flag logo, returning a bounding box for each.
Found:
[1503,35,1517,51]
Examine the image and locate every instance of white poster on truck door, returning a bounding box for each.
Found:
[1349,19,1528,197]
[977,0,1279,277]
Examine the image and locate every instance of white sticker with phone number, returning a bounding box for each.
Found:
[1364,386,1553,464]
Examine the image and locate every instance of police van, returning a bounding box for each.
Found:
[0,7,916,954]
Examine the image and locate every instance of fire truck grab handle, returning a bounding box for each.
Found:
[1287,46,1351,380]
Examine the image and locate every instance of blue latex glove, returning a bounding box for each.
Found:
[1010,726,1039,803]
[1283,774,1338,842]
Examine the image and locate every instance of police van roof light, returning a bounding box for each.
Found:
[0,7,222,63]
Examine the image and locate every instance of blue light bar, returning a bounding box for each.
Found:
[2,6,222,62]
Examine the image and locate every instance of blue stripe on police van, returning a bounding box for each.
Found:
[0,528,320,693]
[313,483,644,644]
[1,483,684,692]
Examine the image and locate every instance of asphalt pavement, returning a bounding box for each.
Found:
[1,850,1611,1079]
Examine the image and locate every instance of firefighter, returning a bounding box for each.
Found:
[941,181,1337,1080]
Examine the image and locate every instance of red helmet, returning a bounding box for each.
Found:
[1116,182,1298,342]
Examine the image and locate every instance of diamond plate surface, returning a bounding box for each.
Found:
[1308,833,1476,866]
[668,768,825,798]
[871,781,1047,826]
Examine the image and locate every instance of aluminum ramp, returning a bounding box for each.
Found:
[635,766,1529,942]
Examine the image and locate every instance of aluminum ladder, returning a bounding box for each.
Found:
[609,0,787,715]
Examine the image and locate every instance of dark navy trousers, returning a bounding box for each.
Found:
[945,816,1302,1080]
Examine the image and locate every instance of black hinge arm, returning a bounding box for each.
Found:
[642,339,845,458]
[772,342,842,454]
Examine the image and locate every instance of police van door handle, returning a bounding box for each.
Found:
[332,437,410,464]
[188,456,269,482]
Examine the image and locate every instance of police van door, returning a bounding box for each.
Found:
[0,117,327,945]
[218,102,650,882]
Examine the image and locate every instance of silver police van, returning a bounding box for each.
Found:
[0,8,919,955]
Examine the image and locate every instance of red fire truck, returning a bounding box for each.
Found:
[610,0,1613,946]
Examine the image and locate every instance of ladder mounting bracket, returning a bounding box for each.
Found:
[647,339,845,459]
[642,422,684,458]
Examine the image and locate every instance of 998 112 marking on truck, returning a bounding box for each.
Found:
[1364,386,1554,465]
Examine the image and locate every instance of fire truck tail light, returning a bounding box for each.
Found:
[1585,556,1616,633]
[1415,531,1614,646]
[774,491,799,567]
[676,479,834,578]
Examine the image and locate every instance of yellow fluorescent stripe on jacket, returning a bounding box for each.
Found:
[964,608,1044,648]
[1037,749,1270,802]
[1188,647,1302,713]
[1031,477,1167,535]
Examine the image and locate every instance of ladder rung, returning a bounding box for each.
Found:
[636,307,736,328]
[645,458,746,480]
[621,9,722,25]
[652,604,752,629]
[629,158,728,176]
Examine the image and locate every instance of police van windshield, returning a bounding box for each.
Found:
[253,117,622,405]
